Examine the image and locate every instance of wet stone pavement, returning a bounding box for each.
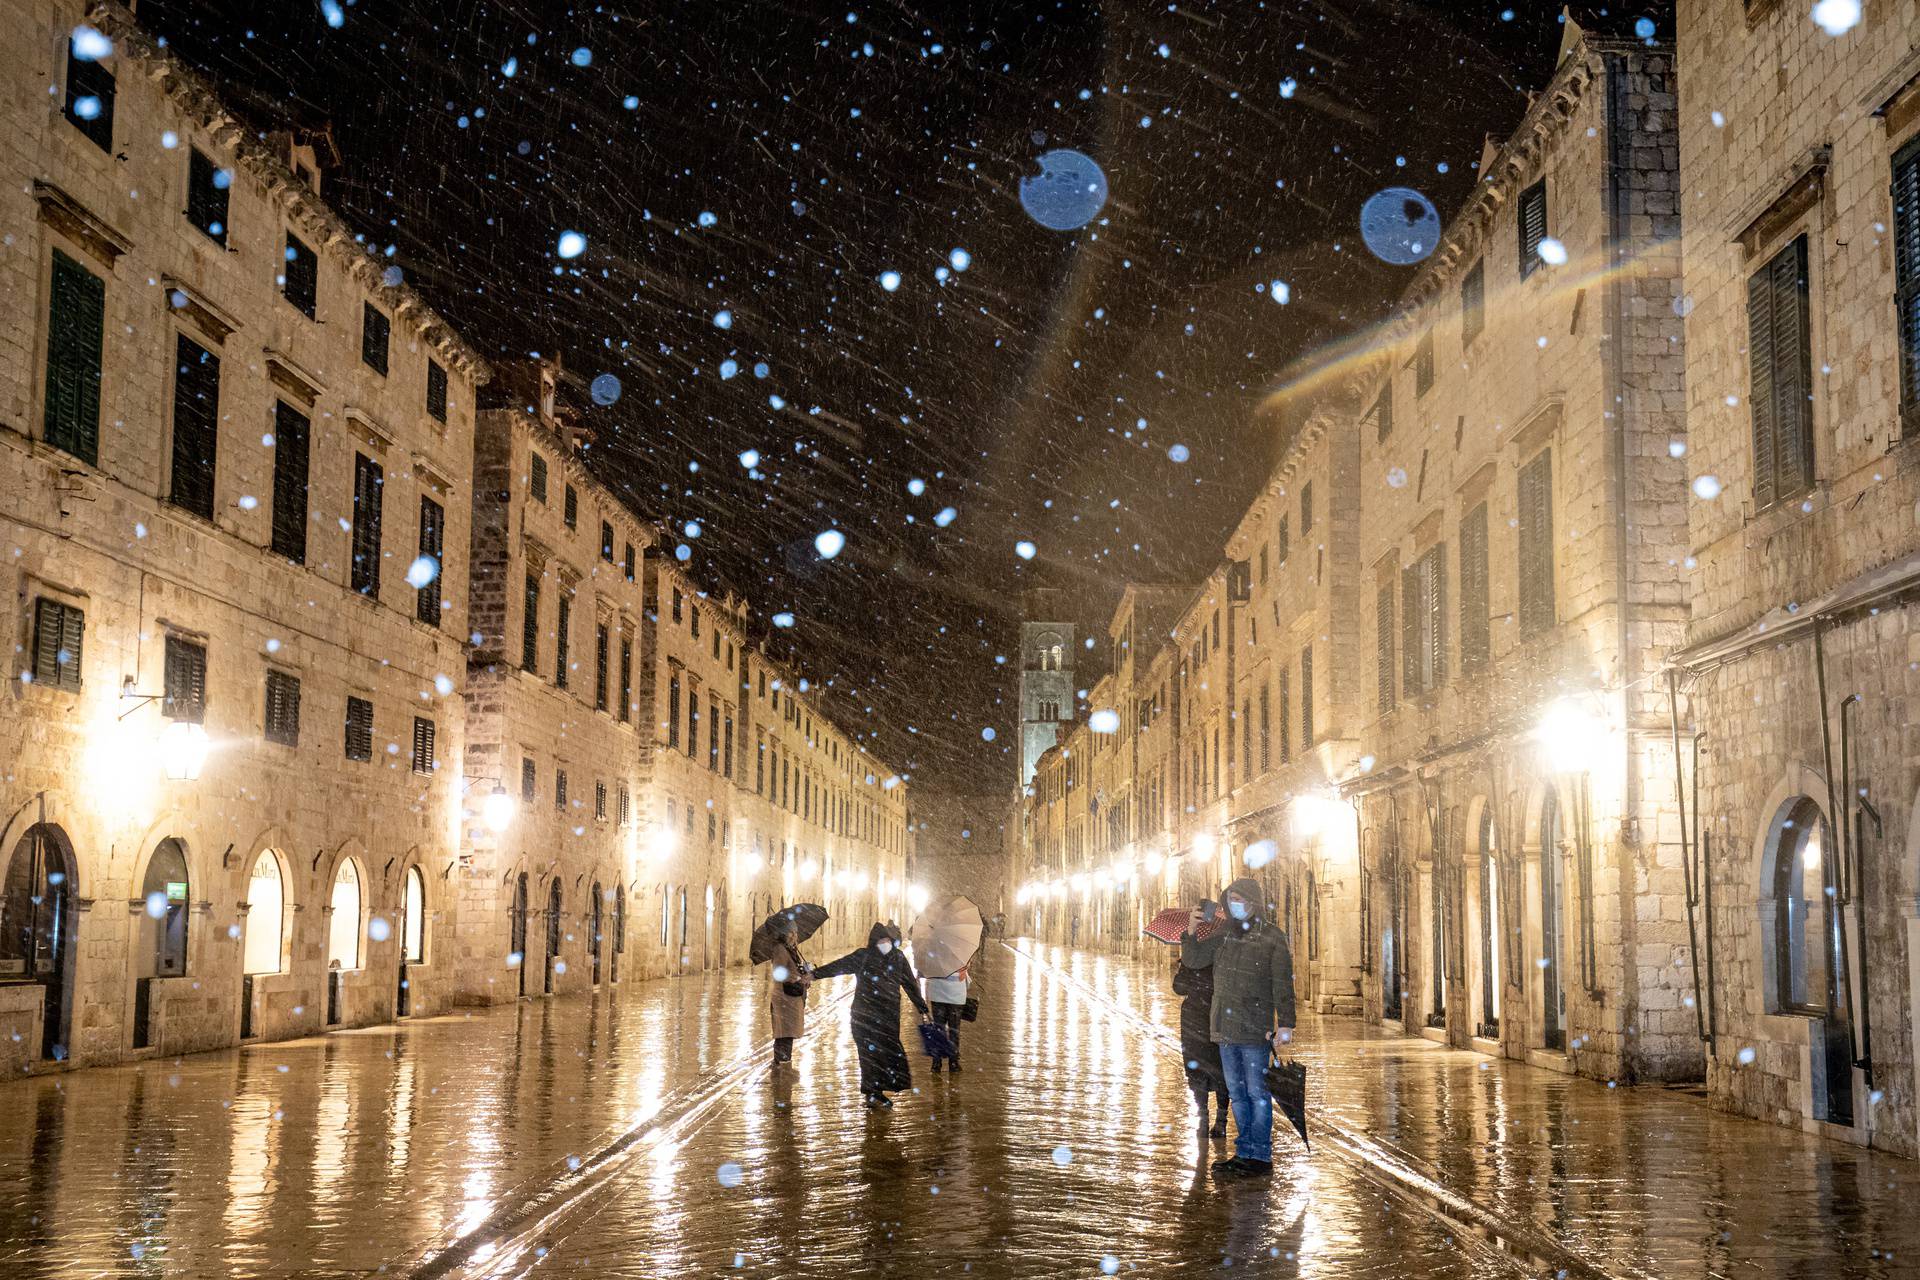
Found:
[0,942,1910,1278]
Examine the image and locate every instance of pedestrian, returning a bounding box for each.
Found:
[923,962,968,1074]
[1181,877,1296,1179]
[811,921,932,1110]
[768,924,812,1066]
[1173,956,1231,1139]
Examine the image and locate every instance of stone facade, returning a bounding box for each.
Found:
[0,0,485,1074]
[457,360,650,1004]
[1673,0,1920,1154]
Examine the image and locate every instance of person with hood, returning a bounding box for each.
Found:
[923,961,969,1073]
[1182,877,1296,1179]
[1173,956,1230,1138]
[811,921,932,1109]
[768,923,812,1066]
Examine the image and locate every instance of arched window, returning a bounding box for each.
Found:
[244,851,285,975]
[1773,799,1833,1014]
[328,859,362,970]
[403,866,426,964]
[143,839,191,977]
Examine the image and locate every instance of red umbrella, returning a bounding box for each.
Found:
[1144,906,1218,945]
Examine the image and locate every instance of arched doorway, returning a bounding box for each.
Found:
[398,865,425,1018]
[1771,797,1854,1123]
[1475,808,1501,1038]
[590,881,605,986]
[1427,856,1448,1031]
[134,838,190,1048]
[2,823,77,1060]
[544,878,562,994]
[510,873,530,998]
[1539,791,1566,1051]
[326,858,362,1026]
[242,849,287,1041]
[1380,821,1405,1022]
[611,884,625,984]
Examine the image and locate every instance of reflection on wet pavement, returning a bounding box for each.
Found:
[0,942,1911,1278]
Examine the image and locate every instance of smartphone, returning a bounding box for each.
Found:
[1198,899,1219,922]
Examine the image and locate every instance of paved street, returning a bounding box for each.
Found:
[0,942,1914,1278]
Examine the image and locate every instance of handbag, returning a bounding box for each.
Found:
[960,997,979,1022]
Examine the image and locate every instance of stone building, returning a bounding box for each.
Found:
[457,359,651,1004]
[1345,24,1694,1083]
[0,0,486,1073]
[1017,604,1075,788]
[1222,394,1367,1016]
[1671,0,1920,1153]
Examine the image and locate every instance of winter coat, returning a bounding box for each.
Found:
[1172,960,1225,1088]
[768,940,810,1040]
[1181,876,1297,1045]
[812,922,931,1093]
[924,969,968,1006]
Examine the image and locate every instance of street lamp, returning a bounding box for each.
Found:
[157,721,210,781]
[907,883,931,913]
[649,828,679,862]
[1535,696,1605,775]
[482,783,515,833]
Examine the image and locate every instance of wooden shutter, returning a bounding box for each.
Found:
[1746,263,1778,510]
[411,716,435,773]
[1259,684,1271,771]
[345,696,373,761]
[33,599,83,692]
[529,452,548,503]
[1401,567,1421,697]
[1377,584,1396,713]
[1460,505,1490,671]
[426,360,448,422]
[1424,545,1447,688]
[1300,646,1314,748]
[668,674,680,747]
[618,639,632,722]
[283,234,317,317]
[169,334,220,519]
[64,39,114,150]
[564,485,578,529]
[1462,260,1485,345]
[164,637,206,723]
[351,454,383,595]
[1242,697,1252,777]
[1415,332,1434,396]
[1518,180,1547,277]
[361,303,389,374]
[1375,383,1394,443]
[265,671,301,746]
[595,623,610,711]
[1518,451,1555,633]
[44,250,104,466]
[416,496,444,626]
[1897,140,1920,432]
[1768,237,1814,499]
[187,149,229,245]
[1301,482,1314,535]
[271,402,310,563]
[555,596,571,688]
[1276,515,1289,564]
[522,574,540,671]
[522,757,536,800]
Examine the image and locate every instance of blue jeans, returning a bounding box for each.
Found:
[1218,1041,1273,1162]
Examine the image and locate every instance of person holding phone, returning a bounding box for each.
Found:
[1181,878,1296,1179]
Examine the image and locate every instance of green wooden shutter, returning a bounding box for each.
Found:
[1518,451,1555,633]
[164,637,206,723]
[44,250,104,466]
[1518,180,1547,278]
[351,453,383,595]
[270,402,310,563]
[1460,505,1490,670]
[555,596,571,688]
[595,623,610,711]
[1769,237,1814,499]
[411,716,435,773]
[1376,582,1395,710]
[1300,646,1314,748]
[426,360,448,422]
[416,496,444,626]
[522,574,540,671]
[1401,567,1421,697]
[1425,545,1447,687]
[169,334,220,519]
[1896,140,1920,432]
[33,599,82,691]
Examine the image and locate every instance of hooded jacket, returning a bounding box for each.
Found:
[1180,877,1296,1044]
[812,922,931,1025]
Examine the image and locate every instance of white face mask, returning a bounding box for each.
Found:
[1227,900,1251,922]
[876,939,894,955]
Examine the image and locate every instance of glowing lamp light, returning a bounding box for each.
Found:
[482,784,515,834]
[1535,697,1605,774]
[1049,880,1067,900]
[1191,832,1215,859]
[1143,851,1164,875]
[648,828,679,862]
[906,883,931,913]
[158,721,210,781]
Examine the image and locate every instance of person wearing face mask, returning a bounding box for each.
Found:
[811,921,932,1110]
[1182,878,1297,1179]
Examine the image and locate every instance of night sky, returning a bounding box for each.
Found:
[140,0,1653,804]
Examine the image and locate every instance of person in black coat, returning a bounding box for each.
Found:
[1174,959,1231,1139]
[812,921,932,1110]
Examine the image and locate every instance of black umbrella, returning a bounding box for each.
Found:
[1265,1054,1309,1151]
[750,903,828,965]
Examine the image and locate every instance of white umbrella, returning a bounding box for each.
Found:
[908,894,984,977]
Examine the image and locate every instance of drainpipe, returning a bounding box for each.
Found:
[1666,669,1708,1051]
[1812,619,1860,1073]
[1839,693,1875,1092]
[1694,732,1717,1049]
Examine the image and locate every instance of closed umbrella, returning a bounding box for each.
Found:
[1265,1054,1309,1151]
[750,902,828,965]
[907,895,983,976]
[1144,905,1220,945]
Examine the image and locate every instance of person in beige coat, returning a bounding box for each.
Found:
[769,925,812,1065]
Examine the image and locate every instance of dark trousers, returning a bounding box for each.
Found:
[1186,1067,1229,1115]
[932,1002,963,1061]
[774,1036,793,1062]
